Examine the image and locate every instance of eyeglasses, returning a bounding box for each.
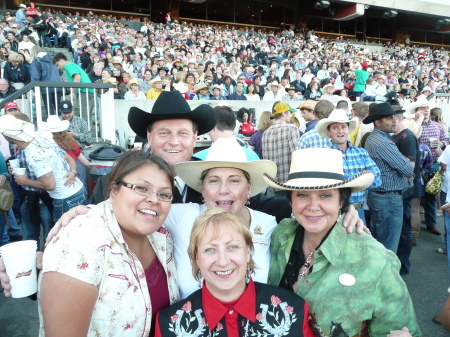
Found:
[120,181,173,202]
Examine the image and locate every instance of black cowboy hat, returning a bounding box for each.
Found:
[363,102,404,124]
[128,91,216,138]
[256,66,265,74]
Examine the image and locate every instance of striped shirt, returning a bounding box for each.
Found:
[65,115,91,145]
[364,128,414,192]
[297,128,331,149]
[330,142,382,204]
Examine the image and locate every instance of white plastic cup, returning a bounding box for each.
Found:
[0,241,38,298]
[429,137,438,148]
[14,167,26,175]
[134,142,143,149]
[9,159,20,168]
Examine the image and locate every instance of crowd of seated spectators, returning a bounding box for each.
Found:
[0,4,448,105]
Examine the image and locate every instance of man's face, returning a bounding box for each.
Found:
[0,79,9,92]
[5,107,19,115]
[154,81,163,90]
[147,119,197,171]
[376,115,397,133]
[325,86,334,94]
[236,83,244,94]
[327,123,349,146]
[54,59,66,70]
[418,106,430,120]
[61,112,74,121]
[301,108,314,121]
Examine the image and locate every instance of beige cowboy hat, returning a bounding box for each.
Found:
[46,115,69,133]
[322,83,335,91]
[175,138,277,197]
[149,76,164,88]
[405,101,430,117]
[0,115,35,142]
[195,82,208,93]
[316,109,358,139]
[297,100,317,110]
[263,148,374,192]
[421,86,432,93]
[267,81,283,91]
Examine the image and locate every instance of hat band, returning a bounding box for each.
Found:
[288,171,345,181]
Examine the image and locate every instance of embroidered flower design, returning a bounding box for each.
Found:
[286,306,294,313]
[256,313,263,321]
[79,262,88,269]
[202,317,207,326]
[181,301,192,312]
[216,322,223,331]
[271,295,282,306]
[171,314,179,321]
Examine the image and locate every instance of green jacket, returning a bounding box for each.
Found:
[268,217,422,337]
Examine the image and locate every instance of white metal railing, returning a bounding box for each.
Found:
[0,82,116,144]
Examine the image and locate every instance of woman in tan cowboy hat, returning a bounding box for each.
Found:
[266,148,421,337]
[124,78,146,100]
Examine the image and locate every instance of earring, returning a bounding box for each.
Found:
[197,271,203,288]
[337,208,342,222]
[245,266,252,284]
[201,197,205,203]
[291,211,295,221]
[246,199,250,206]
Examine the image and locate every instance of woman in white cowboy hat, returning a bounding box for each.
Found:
[167,137,278,299]
[266,148,421,337]
[46,115,93,171]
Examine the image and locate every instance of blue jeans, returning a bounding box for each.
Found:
[52,187,87,223]
[397,197,412,274]
[21,197,54,251]
[443,202,450,286]
[441,192,448,249]
[44,34,58,46]
[367,191,403,253]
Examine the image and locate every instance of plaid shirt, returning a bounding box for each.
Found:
[297,129,331,149]
[365,128,413,192]
[419,120,449,162]
[65,115,91,145]
[330,142,382,204]
[17,148,39,192]
[262,121,300,186]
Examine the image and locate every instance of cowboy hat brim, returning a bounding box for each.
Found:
[175,160,277,197]
[316,118,358,139]
[263,170,374,193]
[363,109,403,124]
[128,92,216,138]
[47,120,70,133]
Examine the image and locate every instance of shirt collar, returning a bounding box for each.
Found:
[316,217,347,266]
[202,279,256,331]
[306,119,317,127]
[373,127,392,138]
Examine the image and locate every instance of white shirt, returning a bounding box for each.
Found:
[263,90,284,101]
[439,146,450,202]
[25,133,83,199]
[165,203,277,299]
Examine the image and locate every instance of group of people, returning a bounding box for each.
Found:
[0,90,424,337]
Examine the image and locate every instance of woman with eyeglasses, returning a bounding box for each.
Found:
[38,150,179,337]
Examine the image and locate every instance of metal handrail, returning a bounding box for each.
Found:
[0,81,114,109]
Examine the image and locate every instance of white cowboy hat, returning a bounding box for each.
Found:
[316,109,358,139]
[322,83,335,91]
[263,148,374,192]
[175,138,277,197]
[18,4,27,8]
[149,76,164,88]
[268,81,283,91]
[0,115,35,142]
[46,115,70,133]
[405,101,430,117]
[173,82,188,94]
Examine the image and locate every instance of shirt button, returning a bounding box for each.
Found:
[304,279,310,285]
[229,310,234,314]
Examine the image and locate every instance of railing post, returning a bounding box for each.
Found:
[35,86,43,130]
[100,88,115,144]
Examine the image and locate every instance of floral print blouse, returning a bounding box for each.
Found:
[38,200,180,337]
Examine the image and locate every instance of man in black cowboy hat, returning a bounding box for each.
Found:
[363,102,414,254]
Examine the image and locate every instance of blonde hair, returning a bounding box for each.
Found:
[256,111,272,131]
[188,209,255,281]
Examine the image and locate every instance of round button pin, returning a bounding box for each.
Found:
[339,273,356,287]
